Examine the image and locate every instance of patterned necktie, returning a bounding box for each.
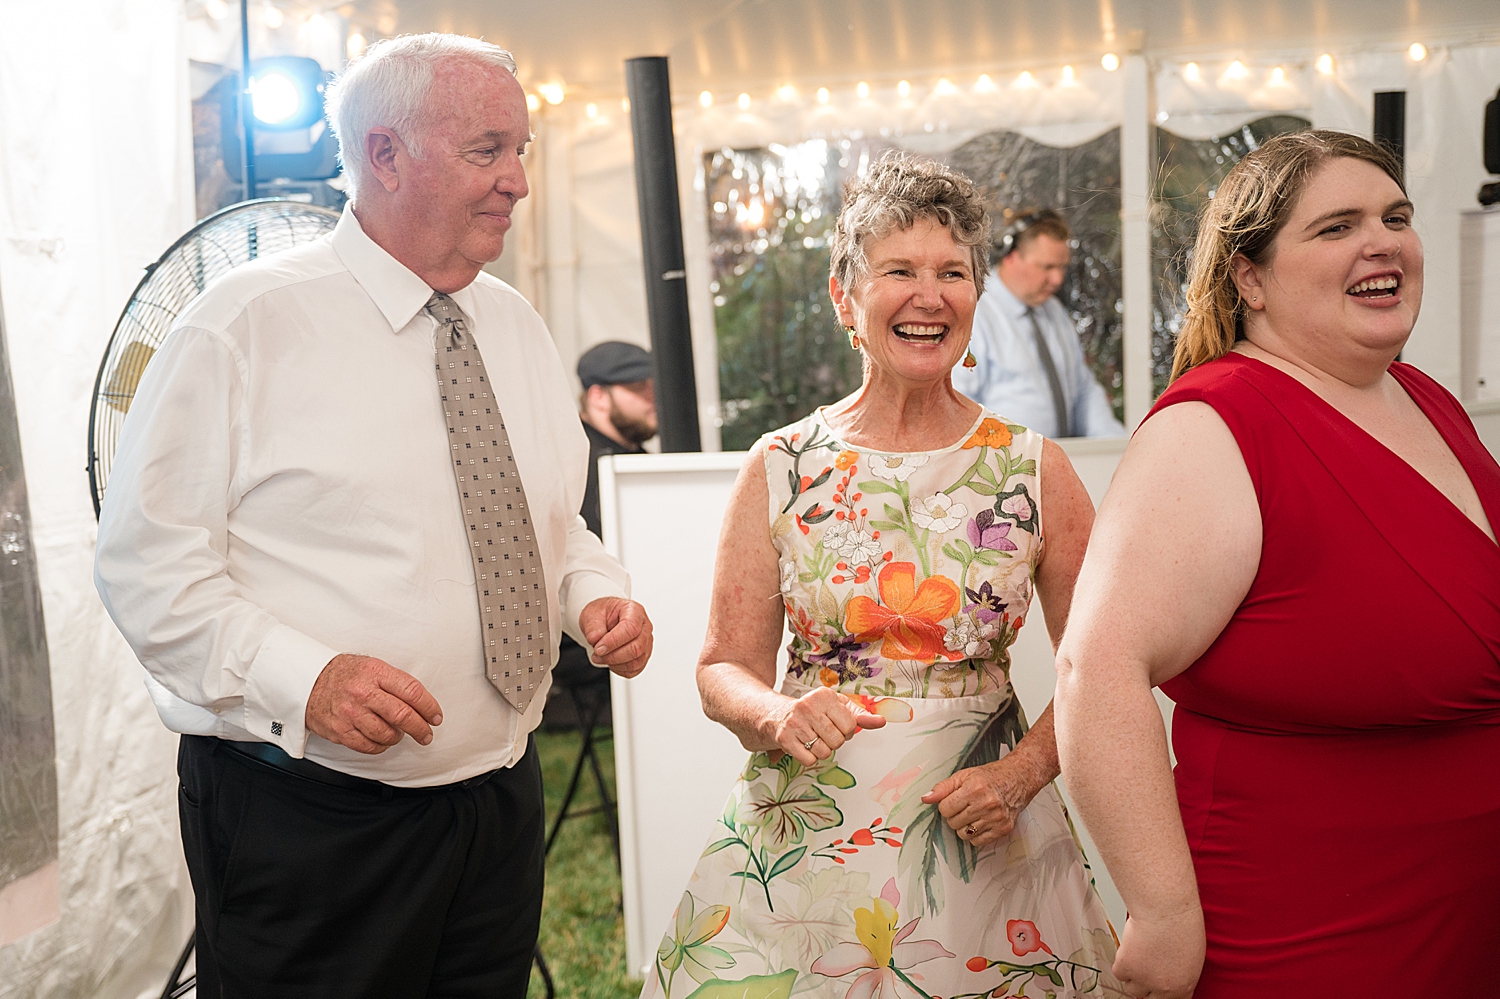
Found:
[1026,307,1071,438]
[427,292,551,713]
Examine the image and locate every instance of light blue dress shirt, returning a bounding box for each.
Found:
[952,271,1126,439]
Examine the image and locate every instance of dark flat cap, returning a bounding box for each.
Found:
[578,341,654,388]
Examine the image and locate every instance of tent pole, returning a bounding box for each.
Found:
[1121,53,1155,427]
[625,56,701,453]
[239,0,256,201]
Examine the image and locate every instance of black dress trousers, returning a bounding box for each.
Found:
[177,734,545,999]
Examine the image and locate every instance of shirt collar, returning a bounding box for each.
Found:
[330,203,481,332]
[986,268,1032,320]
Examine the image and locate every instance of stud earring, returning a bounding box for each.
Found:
[963,349,978,369]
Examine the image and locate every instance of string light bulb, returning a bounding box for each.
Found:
[526,93,540,112]
[262,2,283,28]
[1316,53,1335,75]
[1183,61,1201,82]
[975,73,996,92]
[1061,65,1077,84]
[204,0,228,18]
[1101,53,1120,71]
[1269,66,1286,85]
[1408,42,1427,61]
[856,81,870,99]
[345,30,366,61]
[586,102,598,119]
[935,77,957,95]
[538,82,565,105]
[1015,71,1037,88]
[1222,60,1250,82]
[737,92,750,110]
[816,87,830,104]
[897,80,911,98]
[777,84,797,101]
[699,90,713,108]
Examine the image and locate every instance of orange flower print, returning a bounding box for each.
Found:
[835,449,859,470]
[963,417,1013,450]
[844,562,960,661]
[1006,919,1054,958]
[789,606,821,643]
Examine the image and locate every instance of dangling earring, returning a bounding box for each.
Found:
[963,349,977,369]
[846,325,861,350]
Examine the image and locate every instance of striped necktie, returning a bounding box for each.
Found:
[1026,306,1071,438]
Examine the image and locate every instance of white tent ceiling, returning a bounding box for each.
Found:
[346,0,1500,95]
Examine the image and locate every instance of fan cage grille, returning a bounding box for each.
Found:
[89,199,339,516]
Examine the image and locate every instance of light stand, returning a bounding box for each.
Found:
[238,0,256,200]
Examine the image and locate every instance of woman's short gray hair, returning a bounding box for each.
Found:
[829,152,991,296]
[324,33,518,199]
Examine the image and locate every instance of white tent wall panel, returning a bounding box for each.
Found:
[0,0,196,995]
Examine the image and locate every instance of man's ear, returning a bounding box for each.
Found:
[1228,252,1266,312]
[364,128,405,194]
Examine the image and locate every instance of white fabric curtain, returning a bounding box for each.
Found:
[0,1,196,995]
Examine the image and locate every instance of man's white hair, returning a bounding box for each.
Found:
[324,33,518,200]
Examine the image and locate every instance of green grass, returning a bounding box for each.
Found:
[529,728,642,999]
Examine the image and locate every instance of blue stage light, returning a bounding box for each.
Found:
[247,57,325,131]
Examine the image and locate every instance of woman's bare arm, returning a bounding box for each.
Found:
[697,448,883,766]
[1053,401,1261,998]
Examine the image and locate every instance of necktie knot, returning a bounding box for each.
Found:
[425,292,467,340]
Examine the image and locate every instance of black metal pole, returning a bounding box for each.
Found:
[239,0,257,201]
[625,56,701,453]
[1374,90,1406,361]
[1373,90,1406,177]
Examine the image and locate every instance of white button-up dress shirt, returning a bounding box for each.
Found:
[952,270,1126,439]
[95,205,630,786]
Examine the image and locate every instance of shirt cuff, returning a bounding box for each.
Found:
[561,572,631,658]
[241,624,340,757]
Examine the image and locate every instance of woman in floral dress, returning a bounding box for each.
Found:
[642,154,1119,999]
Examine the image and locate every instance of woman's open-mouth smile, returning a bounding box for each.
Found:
[1345,271,1402,306]
[892,322,949,344]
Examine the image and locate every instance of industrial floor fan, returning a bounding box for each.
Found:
[85,198,340,998]
[88,198,339,515]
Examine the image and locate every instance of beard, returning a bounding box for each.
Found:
[609,398,658,446]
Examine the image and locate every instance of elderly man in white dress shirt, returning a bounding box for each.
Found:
[94,34,652,998]
[952,209,1125,438]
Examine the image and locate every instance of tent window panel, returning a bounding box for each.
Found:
[0,285,58,903]
[1150,115,1313,396]
[707,131,1125,450]
[947,128,1123,424]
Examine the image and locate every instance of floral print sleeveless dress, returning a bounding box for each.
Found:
[642,409,1120,999]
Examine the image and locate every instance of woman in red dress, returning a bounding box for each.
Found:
[1053,129,1500,997]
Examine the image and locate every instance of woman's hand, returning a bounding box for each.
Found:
[761,687,886,766]
[920,754,1045,848]
[1113,908,1205,999]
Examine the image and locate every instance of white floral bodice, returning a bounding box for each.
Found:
[762,408,1045,699]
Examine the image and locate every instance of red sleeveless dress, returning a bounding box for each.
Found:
[1146,354,1500,994]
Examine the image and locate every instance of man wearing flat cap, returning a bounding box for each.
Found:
[95,33,653,997]
[576,340,659,537]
